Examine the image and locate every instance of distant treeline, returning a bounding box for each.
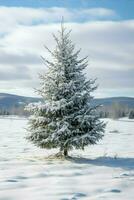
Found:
[98,102,134,119]
[0,105,29,116]
[0,101,134,119]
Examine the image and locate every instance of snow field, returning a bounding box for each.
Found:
[0,117,134,200]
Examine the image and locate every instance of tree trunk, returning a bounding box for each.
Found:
[64,148,68,157]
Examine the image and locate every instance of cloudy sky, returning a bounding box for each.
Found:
[0,0,134,98]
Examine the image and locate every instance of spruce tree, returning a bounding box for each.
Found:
[26,23,105,157]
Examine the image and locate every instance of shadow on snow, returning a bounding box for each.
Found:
[67,156,134,170]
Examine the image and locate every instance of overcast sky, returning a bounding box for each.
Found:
[0,0,134,98]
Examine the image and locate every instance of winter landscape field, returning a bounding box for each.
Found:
[0,116,134,200]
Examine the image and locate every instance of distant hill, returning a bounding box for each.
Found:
[0,93,41,109]
[92,97,134,108]
[0,93,134,111]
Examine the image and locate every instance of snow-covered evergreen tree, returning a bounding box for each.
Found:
[26,23,105,157]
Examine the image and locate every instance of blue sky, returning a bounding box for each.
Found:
[0,0,133,97]
[0,0,134,20]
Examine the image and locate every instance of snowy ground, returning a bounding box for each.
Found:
[0,116,134,200]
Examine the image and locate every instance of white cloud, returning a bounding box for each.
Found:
[2,20,133,70]
[0,6,133,97]
[0,6,116,33]
[82,8,116,18]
